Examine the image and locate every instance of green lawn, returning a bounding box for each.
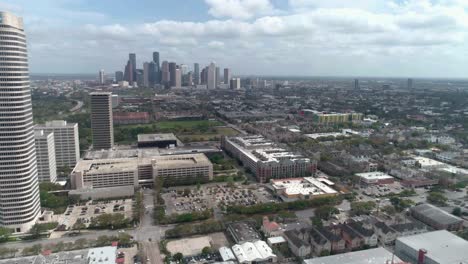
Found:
[114,120,227,143]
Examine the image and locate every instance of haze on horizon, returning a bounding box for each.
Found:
[1,0,468,78]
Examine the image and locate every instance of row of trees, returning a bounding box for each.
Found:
[88,213,131,230]
[155,208,213,225]
[165,219,224,239]
[0,233,134,259]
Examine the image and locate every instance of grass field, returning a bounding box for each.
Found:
[177,127,240,142]
[114,119,234,143]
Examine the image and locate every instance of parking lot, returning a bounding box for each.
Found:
[357,182,406,198]
[163,183,277,215]
[56,199,134,230]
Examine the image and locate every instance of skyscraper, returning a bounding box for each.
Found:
[149,61,158,85]
[35,120,80,169]
[215,67,220,87]
[99,69,105,84]
[0,11,41,233]
[207,62,216,89]
[143,62,150,87]
[115,71,124,82]
[124,60,133,84]
[354,79,359,90]
[175,68,182,88]
[230,78,241,90]
[169,62,177,87]
[194,63,200,85]
[161,61,170,87]
[152,51,160,68]
[34,130,57,183]
[408,78,413,90]
[90,92,114,149]
[129,53,136,83]
[224,68,231,85]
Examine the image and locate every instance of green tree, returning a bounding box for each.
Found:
[452,207,462,216]
[74,238,88,249]
[315,205,339,220]
[427,192,448,206]
[311,217,323,228]
[350,201,376,216]
[202,246,212,254]
[390,197,414,212]
[0,227,12,243]
[173,252,184,261]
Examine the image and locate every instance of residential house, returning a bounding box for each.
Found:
[347,222,378,247]
[284,230,311,258]
[373,222,397,245]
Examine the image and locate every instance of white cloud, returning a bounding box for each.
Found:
[205,0,274,20]
[17,0,468,77]
[208,40,225,48]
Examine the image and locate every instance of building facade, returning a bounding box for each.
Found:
[34,130,57,183]
[0,11,41,233]
[222,135,316,183]
[90,92,114,149]
[35,120,80,168]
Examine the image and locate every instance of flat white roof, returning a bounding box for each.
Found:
[396,230,468,264]
[413,156,446,168]
[219,247,236,261]
[232,241,276,263]
[267,236,286,244]
[271,177,337,196]
[355,172,393,180]
[304,247,401,264]
[87,246,116,264]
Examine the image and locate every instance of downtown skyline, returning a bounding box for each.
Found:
[1,0,468,78]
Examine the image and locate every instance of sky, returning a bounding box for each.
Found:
[1,0,468,78]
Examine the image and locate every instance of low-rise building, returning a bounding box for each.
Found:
[284,229,311,258]
[270,177,338,201]
[373,222,397,245]
[410,203,464,231]
[395,230,468,264]
[303,247,402,264]
[137,133,179,148]
[355,172,394,185]
[71,153,213,198]
[300,109,363,124]
[222,135,316,183]
[232,241,277,264]
[113,112,150,125]
[227,221,261,244]
[389,222,427,237]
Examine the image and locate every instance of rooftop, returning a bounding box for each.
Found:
[396,230,468,264]
[355,171,394,180]
[303,247,402,264]
[271,177,337,196]
[411,203,463,225]
[137,133,178,142]
[232,241,276,263]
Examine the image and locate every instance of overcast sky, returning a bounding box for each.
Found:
[1,0,468,78]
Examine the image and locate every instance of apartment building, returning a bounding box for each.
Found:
[221,135,316,183]
[34,130,57,183]
[36,120,80,168]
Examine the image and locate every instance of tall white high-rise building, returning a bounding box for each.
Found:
[90,92,114,149]
[0,12,41,233]
[35,120,80,168]
[207,62,216,89]
[99,69,105,84]
[34,130,57,183]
